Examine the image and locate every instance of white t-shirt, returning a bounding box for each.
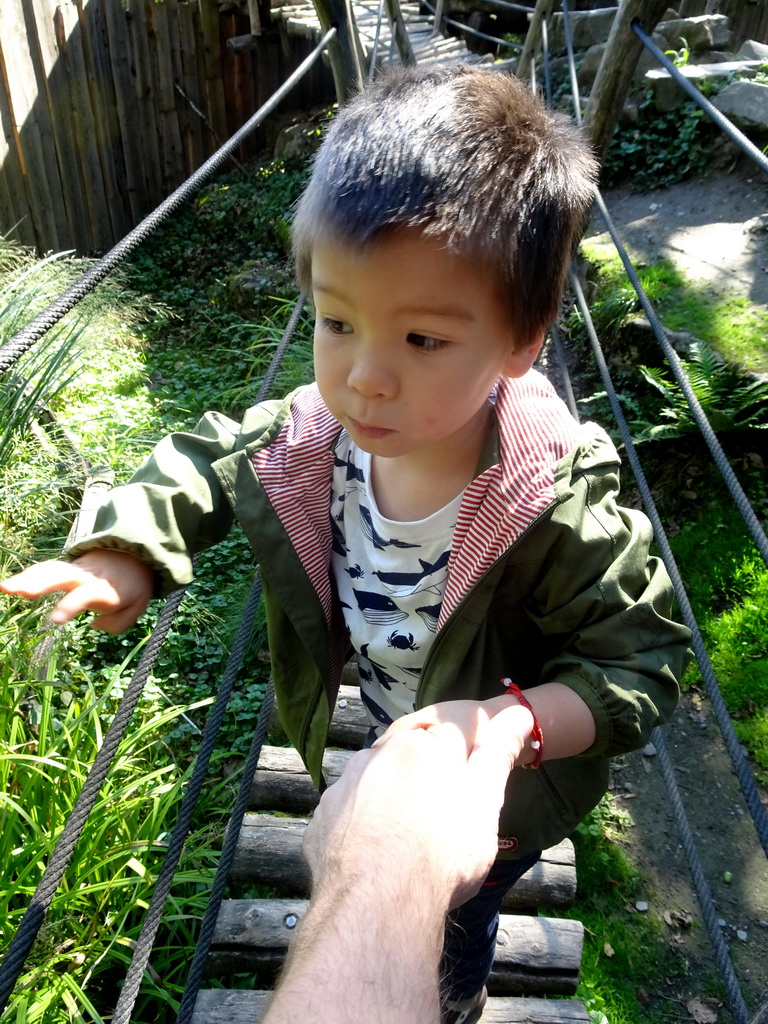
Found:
[330,431,463,733]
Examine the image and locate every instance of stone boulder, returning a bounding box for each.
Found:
[646,60,767,112]
[712,80,768,132]
[548,6,617,51]
[654,14,731,54]
[738,40,768,62]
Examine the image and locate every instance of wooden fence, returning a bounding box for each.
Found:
[0,0,334,256]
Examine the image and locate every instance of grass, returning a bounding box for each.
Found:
[0,606,228,1023]
[578,242,768,375]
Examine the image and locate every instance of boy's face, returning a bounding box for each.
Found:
[312,228,540,470]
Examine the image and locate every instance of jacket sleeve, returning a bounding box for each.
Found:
[65,410,242,597]
[526,434,691,758]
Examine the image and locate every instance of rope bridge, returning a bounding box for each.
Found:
[1,2,767,1022]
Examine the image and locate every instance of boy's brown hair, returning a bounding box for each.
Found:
[292,63,597,348]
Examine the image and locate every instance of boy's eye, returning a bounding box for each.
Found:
[407,333,446,352]
[320,317,352,335]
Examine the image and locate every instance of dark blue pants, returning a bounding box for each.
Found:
[440,850,542,1002]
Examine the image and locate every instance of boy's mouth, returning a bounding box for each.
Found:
[348,417,394,440]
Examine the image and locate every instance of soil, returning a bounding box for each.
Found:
[558,168,768,1024]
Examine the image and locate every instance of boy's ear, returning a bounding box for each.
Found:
[503,335,544,378]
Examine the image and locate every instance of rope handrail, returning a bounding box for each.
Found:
[568,266,756,1024]
[569,270,768,859]
[555,5,765,1020]
[0,28,335,377]
[559,1,768,572]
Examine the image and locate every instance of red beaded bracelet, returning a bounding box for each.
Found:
[501,678,544,769]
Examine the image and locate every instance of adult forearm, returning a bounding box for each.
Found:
[264,871,447,1024]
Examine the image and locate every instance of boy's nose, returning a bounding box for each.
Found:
[346,350,397,399]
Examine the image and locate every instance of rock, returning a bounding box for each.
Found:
[643,742,657,757]
[633,32,676,81]
[549,7,618,51]
[646,60,768,112]
[578,43,605,89]
[635,900,649,912]
[645,64,708,112]
[713,80,768,132]
[737,929,748,941]
[224,259,296,317]
[655,14,731,54]
[273,120,324,160]
[738,40,768,62]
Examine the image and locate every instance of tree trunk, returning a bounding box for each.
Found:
[583,0,670,163]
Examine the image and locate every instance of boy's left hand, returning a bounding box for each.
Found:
[374,696,534,767]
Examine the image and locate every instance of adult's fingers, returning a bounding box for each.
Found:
[467,705,529,809]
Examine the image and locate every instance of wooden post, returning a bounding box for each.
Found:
[582,0,671,163]
[516,0,557,84]
[384,0,415,65]
[312,0,364,102]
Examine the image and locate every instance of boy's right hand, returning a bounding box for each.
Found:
[0,550,154,634]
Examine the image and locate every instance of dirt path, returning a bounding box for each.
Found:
[614,693,768,1022]
[577,169,768,1023]
[585,169,768,310]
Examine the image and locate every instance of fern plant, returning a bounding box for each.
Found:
[635,341,768,441]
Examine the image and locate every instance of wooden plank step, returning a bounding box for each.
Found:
[270,682,369,748]
[204,899,583,996]
[191,989,590,1023]
[229,813,576,911]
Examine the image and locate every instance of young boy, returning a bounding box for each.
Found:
[2,65,690,1023]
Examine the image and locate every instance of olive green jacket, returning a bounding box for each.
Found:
[69,378,690,858]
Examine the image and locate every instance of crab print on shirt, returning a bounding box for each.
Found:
[330,432,462,734]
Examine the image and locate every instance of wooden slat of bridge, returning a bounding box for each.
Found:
[275,0,512,68]
[192,679,589,1023]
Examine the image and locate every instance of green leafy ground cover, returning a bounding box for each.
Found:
[2,138,767,1022]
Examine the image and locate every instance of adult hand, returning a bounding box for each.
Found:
[0,550,154,633]
[304,707,525,911]
[372,694,534,768]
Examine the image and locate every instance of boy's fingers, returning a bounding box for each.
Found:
[1,560,92,598]
[49,577,125,622]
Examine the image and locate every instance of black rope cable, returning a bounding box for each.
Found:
[632,20,768,178]
[0,28,335,376]
[569,267,758,1023]
[555,8,763,1019]
[0,585,187,1012]
[592,191,768,571]
[655,729,751,1024]
[569,268,768,857]
[113,291,308,1020]
[175,676,276,1024]
[547,323,579,421]
[111,576,265,1023]
[560,1,768,572]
